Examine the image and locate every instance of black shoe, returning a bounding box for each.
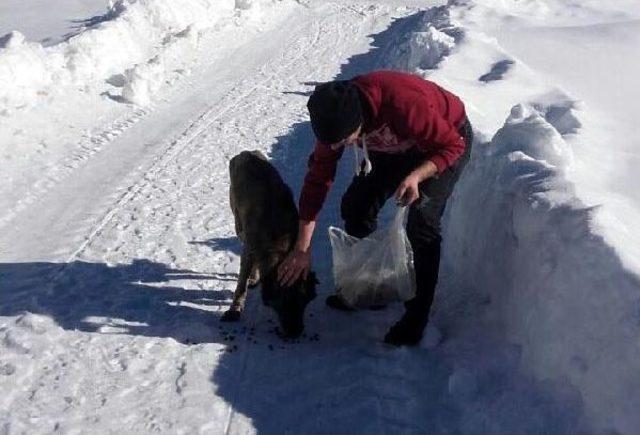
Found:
[325,295,355,311]
[384,318,424,346]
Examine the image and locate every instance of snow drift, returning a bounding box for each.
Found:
[0,0,273,111]
[444,102,640,433]
[385,2,640,432]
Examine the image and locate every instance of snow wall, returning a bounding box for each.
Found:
[0,0,270,110]
[383,3,640,433]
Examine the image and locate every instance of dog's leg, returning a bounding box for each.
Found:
[247,264,260,289]
[221,249,253,322]
[230,183,245,242]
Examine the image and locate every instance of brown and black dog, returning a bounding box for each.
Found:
[222,150,317,337]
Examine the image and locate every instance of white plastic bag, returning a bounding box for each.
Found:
[328,207,416,308]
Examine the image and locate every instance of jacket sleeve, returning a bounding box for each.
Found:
[298,140,344,221]
[389,101,466,174]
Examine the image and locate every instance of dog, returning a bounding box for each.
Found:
[222,150,317,337]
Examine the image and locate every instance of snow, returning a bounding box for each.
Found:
[0,0,240,113]
[2,0,640,433]
[0,0,108,46]
[496,17,640,275]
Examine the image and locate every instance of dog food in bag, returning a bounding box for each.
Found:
[328,207,416,308]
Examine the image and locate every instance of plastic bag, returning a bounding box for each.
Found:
[328,207,416,308]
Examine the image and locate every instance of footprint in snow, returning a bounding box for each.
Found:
[0,362,16,376]
[479,59,515,82]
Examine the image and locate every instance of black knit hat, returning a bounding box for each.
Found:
[307,80,363,144]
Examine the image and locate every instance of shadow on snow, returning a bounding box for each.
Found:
[0,259,234,344]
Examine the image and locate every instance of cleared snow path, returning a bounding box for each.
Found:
[1,2,503,433]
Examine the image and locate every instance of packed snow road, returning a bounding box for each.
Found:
[2,0,640,433]
[3,2,480,433]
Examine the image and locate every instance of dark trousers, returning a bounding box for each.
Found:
[341,118,473,328]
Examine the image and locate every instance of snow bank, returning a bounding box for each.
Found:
[386,2,640,432]
[444,98,640,433]
[0,0,275,111]
[377,6,462,73]
[121,24,200,105]
[465,0,640,27]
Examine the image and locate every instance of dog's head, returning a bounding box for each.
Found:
[261,271,318,338]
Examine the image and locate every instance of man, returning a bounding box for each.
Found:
[277,70,473,346]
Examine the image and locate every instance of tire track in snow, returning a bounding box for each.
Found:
[0,108,149,231]
[0,7,302,261]
[64,14,324,266]
[0,6,272,233]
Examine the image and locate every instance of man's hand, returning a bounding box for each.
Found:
[395,172,422,206]
[278,248,311,287]
[395,160,439,206]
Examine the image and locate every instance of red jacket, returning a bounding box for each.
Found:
[299,70,467,221]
